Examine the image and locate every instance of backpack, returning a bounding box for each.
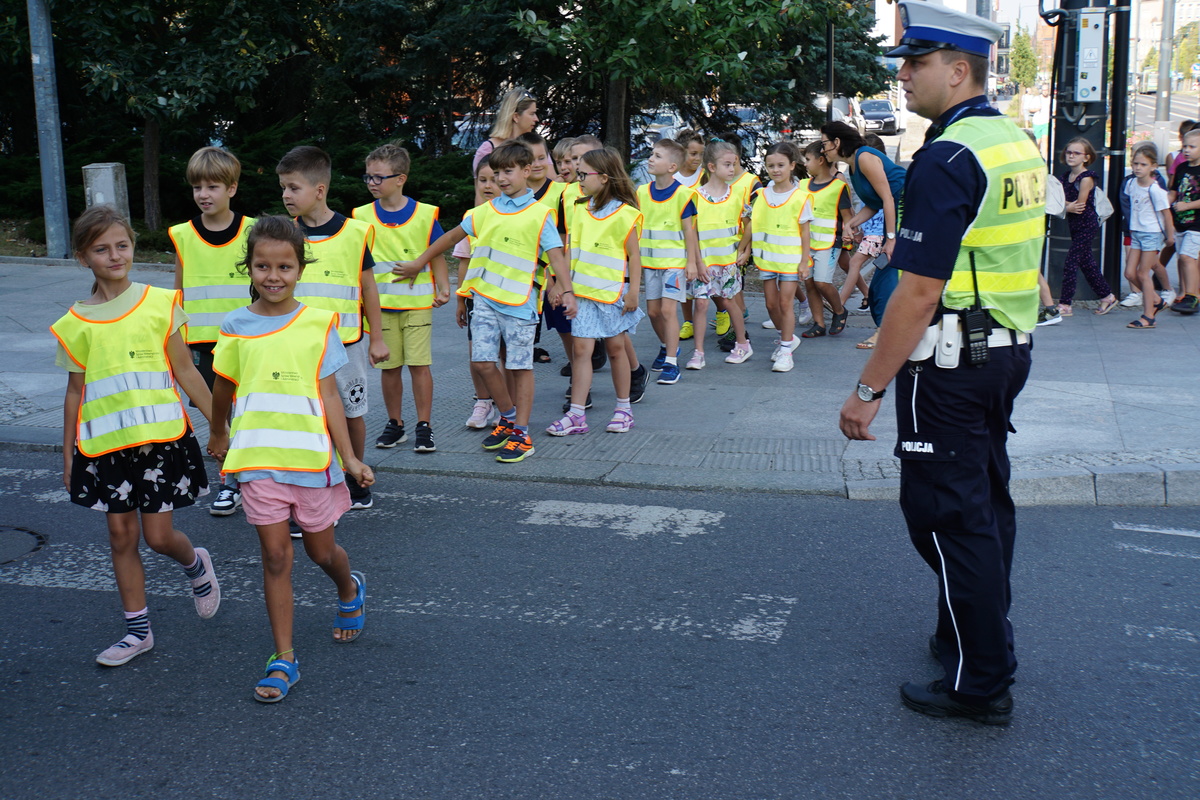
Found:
[1093,185,1114,223]
[1044,172,1066,218]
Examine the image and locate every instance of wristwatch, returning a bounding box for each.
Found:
[856,382,886,402]
[885,232,896,240]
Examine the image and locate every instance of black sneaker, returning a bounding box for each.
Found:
[560,363,572,377]
[717,327,737,352]
[562,392,592,414]
[591,341,608,371]
[413,421,436,453]
[482,420,516,450]
[345,473,373,510]
[289,519,303,539]
[375,418,406,448]
[629,365,648,404]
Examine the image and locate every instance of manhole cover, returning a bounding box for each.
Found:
[0,526,47,564]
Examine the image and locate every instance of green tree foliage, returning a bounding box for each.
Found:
[1174,23,1200,76]
[1143,46,1158,72]
[1010,25,1038,92]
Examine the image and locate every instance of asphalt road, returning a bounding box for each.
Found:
[1,450,1197,799]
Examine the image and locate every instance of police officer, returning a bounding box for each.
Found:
[838,2,1043,725]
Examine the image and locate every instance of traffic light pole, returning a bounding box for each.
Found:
[1105,3,1131,296]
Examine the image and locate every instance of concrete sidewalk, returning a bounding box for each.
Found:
[3,256,1200,505]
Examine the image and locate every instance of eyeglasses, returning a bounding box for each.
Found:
[576,171,604,178]
[1064,150,1086,156]
[362,173,402,185]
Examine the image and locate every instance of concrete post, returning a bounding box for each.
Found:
[82,163,131,220]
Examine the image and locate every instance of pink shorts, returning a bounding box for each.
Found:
[240,478,351,533]
[857,235,884,258]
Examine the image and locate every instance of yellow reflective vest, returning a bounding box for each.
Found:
[798,178,846,251]
[50,285,189,457]
[295,217,372,343]
[169,216,255,344]
[571,202,643,304]
[751,184,813,275]
[213,306,338,474]
[456,200,551,306]
[938,115,1045,332]
[636,182,697,269]
[352,201,438,311]
[695,188,743,270]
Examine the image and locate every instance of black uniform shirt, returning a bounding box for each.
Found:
[890,95,998,282]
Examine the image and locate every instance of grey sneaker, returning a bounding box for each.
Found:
[1035,305,1062,327]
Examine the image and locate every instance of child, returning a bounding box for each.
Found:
[1169,128,1200,314]
[206,216,372,703]
[352,143,451,453]
[636,138,702,385]
[1124,145,1175,328]
[547,147,645,435]
[1057,138,1117,315]
[749,141,812,373]
[517,131,568,365]
[51,205,220,667]
[554,137,578,182]
[400,141,578,463]
[1119,142,1174,309]
[169,146,255,518]
[457,160,504,428]
[688,140,753,367]
[718,134,764,345]
[278,146,389,509]
[798,140,851,337]
[674,128,706,342]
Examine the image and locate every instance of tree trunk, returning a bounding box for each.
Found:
[143,114,161,231]
[605,76,629,162]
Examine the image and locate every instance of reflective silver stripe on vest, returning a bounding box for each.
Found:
[810,231,837,243]
[229,428,330,455]
[570,247,626,272]
[373,260,399,275]
[698,226,738,241]
[79,402,184,441]
[811,216,837,228]
[83,370,175,404]
[640,244,687,259]
[701,244,735,259]
[642,229,684,241]
[187,312,235,329]
[234,392,323,419]
[755,232,803,247]
[183,285,247,301]
[470,246,536,273]
[296,283,360,302]
[378,282,430,298]
[338,312,359,330]
[753,246,796,264]
[570,271,623,296]
[463,264,534,298]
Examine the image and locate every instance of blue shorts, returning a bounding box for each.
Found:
[759,270,800,283]
[1178,230,1200,260]
[1129,231,1164,253]
[469,302,537,370]
[810,247,839,283]
[643,268,687,301]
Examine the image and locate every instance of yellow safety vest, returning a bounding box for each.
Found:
[938,115,1045,332]
[798,178,846,251]
[751,185,813,275]
[695,189,743,270]
[352,201,438,311]
[295,217,372,343]
[571,203,643,304]
[730,172,762,207]
[214,306,338,474]
[169,216,255,344]
[50,285,189,457]
[537,181,567,224]
[561,182,585,236]
[636,182,697,269]
[456,200,550,306]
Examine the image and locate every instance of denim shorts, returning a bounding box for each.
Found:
[1178,230,1200,259]
[810,247,840,283]
[1128,231,1164,253]
[469,301,537,370]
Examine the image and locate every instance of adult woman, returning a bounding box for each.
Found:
[473,87,540,173]
[820,120,907,348]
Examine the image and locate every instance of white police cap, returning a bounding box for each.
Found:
[885,1,1004,59]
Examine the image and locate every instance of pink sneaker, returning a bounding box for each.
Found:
[546,413,588,436]
[466,399,497,429]
[724,342,753,364]
[96,630,154,667]
[686,351,706,370]
[606,409,635,433]
[191,547,221,619]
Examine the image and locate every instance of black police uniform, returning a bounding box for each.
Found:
[888,95,1034,706]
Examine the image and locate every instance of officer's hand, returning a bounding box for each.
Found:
[839,394,879,441]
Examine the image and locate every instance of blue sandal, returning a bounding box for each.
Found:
[254,654,299,703]
[334,571,365,643]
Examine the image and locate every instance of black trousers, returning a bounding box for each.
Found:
[893,340,1032,703]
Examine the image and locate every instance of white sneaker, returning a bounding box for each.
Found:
[1161,290,1177,306]
[686,351,706,370]
[772,351,794,372]
[797,306,813,326]
[1119,291,1143,308]
[465,399,496,429]
[761,318,777,329]
[724,342,753,364]
[770,341,782,362]
[209,484,241,516]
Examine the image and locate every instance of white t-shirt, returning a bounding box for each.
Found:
[1126,180,1170,233]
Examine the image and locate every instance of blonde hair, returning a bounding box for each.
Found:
[366,142,410,175]
[186,146,241,186]
[489,87,536,141]
[703,140,738,169]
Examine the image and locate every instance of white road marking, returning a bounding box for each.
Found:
[522,500,724,539]
[1116,542,1200,560]
[1124,624,1199,644]
[1130,661,1200,679]
[0,542,793,644]
[1112,522,1200,539]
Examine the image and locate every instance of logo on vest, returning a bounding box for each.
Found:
[270,370,301,382]
[272,371,280,379]
[128,348,156,360]
[999,168,1045,214]
[900,440,934,454]
[899,227,923,243]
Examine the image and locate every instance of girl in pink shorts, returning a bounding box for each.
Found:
[206,216,374,703]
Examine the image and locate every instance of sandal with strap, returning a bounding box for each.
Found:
[606,409,635,433]
[546,413,588,436]
[333,571,366,643]
[1094,295,1118,315]
[1153,298,1168,316]
[254,654,299,703]
[828,309,849,336]
[1127,314,1156,329]
[801,323,827,339]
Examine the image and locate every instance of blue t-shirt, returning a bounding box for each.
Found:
[647,180,698,219]
[218,304,348,488]
[460,189,562,320]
